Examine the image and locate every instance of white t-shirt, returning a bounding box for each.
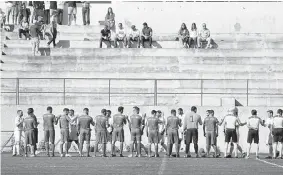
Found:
[129,29,140,38]
[57,1,65,9]
[14,116,24,131]
[190,30,198,38]
[224,115,240,129]
[44,1,50,9]
[272,116,283,128]
[116,28,126,38]
[247,116,262,130]
[265,117,273,129]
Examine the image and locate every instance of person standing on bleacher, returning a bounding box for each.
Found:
[67,1,77,26]
[30,17,43,56]
[57,1,65,25]
[141,22,153,48]
[82,1,90,25]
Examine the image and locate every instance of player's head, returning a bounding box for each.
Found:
[27,108,34,115]
[156,110,162,117]
[118,23,123,29]
[267,110,273,118]
[277,109,283,116]
[151,110,157,117]
[206,110,210,117]
[63,108,69,115]
[178,108,183,115]
[106,110,111,117]
[143,22,148,28]
[17,110,23,117]
[47,106,52,113]
[251,109,257,116]
[83,108,89,115]
[118,106,124,114]
[69,109,74,116]
[228,107,238,116]
[171,109,176,116]
[133,106,140,114]
[101,109,107,116]
[202,23,207,29]
[210,110,214,116]
[191,106,197,113]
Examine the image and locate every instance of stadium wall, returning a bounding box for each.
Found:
[1,105,280,153]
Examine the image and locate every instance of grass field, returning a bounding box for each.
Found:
[1,153,283,175]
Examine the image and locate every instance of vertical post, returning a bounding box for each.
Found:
[16,78,19,105]
[246,79,249,106]
[154,80,157,106]
[108,79,111,106]
[201,79,203,106]
[63,79,66,105]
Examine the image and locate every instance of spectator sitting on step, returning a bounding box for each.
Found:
[99,25,111,48]
[18,2,29,25]
[114,23,127,48]
[178,23,190,48]
[67,1,77,26]
[47,12,58,48]
[197,23,212,49]
[18,17,30,40]
[189,23,198,48]
[127,25,140,48]
[30,17,43,56]
[141,22,153,48]
[105,7,115,31]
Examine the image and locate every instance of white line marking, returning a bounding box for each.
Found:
[157,156,167,175]
[257,159,283,169]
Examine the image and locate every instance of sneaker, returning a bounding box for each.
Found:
[138,154,142,158]
[17,154,23,157]
[242,152,247,158]
[65,154,72,157]
[176,154,180,158]
[25,154,28,157]
[60,154,64,157]
[101,154,107,157]
[155,154,159,158]
[184,154,191,158]
[226,155,232,158]
[265,156,272,159]
[30,154,35,157]
[256,156,259,159]
[245,156,250,159]
[119,154,124,157]
[47,154,50,157]
[12,154,16,157]
[26,38,30,40]
[196,154,199,158]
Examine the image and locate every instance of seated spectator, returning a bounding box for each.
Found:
[18,3,29,25]
[67,1,77,26]
[105,7,115,31]
[141,22,153,48]
[99,25,111,48]
[47,14,57,47]
[57,1,64,25]
[189,23,198,48]
[197,23,212,49]
[30,17,43,56]
[82,1,90,25]
[127,25,140,48]
[178,23,189,48]
[114,23,127,48]
[18,17,30,40]
[33,1,44,22]
[49,1,57,22]
[0,8,6,28]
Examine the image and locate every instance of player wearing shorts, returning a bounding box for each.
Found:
[23,108,37,157]
[57,108,71,157]
[106,110,112,145]
[156,110,167,152]
[13,110,24,156]
[68,109,80,153]
[67,1,77,25]
[94,109,109,157]
[77,108,95,157]
[203,110,219,158]
[264,110,274,159]
[42,106,56,157]
[246,110,264,159]
[177,108,185,153]
[183,106,202,158]
[29,108,39,154]
[111,106,128,157]
[166,109,181,157]
[146,110,163,157]
[272,109,283,159]
[129,106,144,157]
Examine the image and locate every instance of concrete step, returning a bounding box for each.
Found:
[3,48,283,57]
[1,62,282,73]
[2,93,282,106]
[2,56,283,65]
[1,71,282,79]
[4,39,283,49]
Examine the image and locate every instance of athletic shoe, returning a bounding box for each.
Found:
[265,156,272,159]
[276,156,283,159]
[256,156,259,159]
[12,154,16,157]
[60,154,64,157]
[176,154,180,158]
[196,154,199,158]
[101,154,107,157]
[65,154,72,157]
[155,154,159,158]
[128,154,133,157]
[25,154,28,157]
[225,155,232,158]
[119,154,124,157]
[245,156,249,159]
[30,154,35,157]
[138,154,142,158]
[242,152,247,158]
[184,154,191,158]
[17,154,23,157]
[47,154,50,157]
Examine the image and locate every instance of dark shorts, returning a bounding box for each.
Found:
[44,129,55,144]
[272,128,283,143]
[96,130,107,144]
[25,130,35,145]
[69,125,78,141]
[112,127,124,142]
[158,132,165,143]
[185,128,198,144]
[107,131,112,142]
[60,129,69,143]
[206,131,216,145]
[80,129,91,143]
[148,130,159,144]
[167,129,179,144]
[34,128,38,143]
[131,128,142,142]
[225,129,237,143]
[247,129,259,144]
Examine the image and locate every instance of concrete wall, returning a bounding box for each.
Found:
[1,105,281,153]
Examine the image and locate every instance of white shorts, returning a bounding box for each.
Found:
[178,129,183,140]
[68,7,77,15]
[14,130,22,144]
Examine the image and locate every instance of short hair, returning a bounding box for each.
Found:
[63,108,69,112]
[83,108,89,112]
[17,110,22,114]
[118,106,124,112]
[206,110,211,113]
[133,106,140,112]
[143,22,147,26]
[27,108,34,115]
[210,110,214,115]
[101,109,107,114]
[191,106,197,112]
[106,110,111,114]
[178,108,183,112]
[251,109,257,115]
[118,23,122,26]
[267,110,273,115]
[157,110,162,114]
[151,110,157,115]
[171,109,176,114]
[70,109,74,113]
[277,109,283,115]
[47,106,52,111]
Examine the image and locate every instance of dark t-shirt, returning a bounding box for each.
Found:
[43,113,56,131]
[113,114,126,128]
[78,115,94,130]
[68,1,77,7]
[142,27,152,36]
[147,117,161,131]
[50,1,57,9]
[167,116,180,130]
[130,114,142,129]
[101,29,110,37]
[58,115,70,130]
[95,115,108,131]
[34,1,44,9]
[30,24,41,38]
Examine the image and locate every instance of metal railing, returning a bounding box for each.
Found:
[1,78,283,106]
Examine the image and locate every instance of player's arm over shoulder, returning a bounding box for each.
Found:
[198,115,203,125]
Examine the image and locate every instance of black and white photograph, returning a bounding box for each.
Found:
[0,0,283,174]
